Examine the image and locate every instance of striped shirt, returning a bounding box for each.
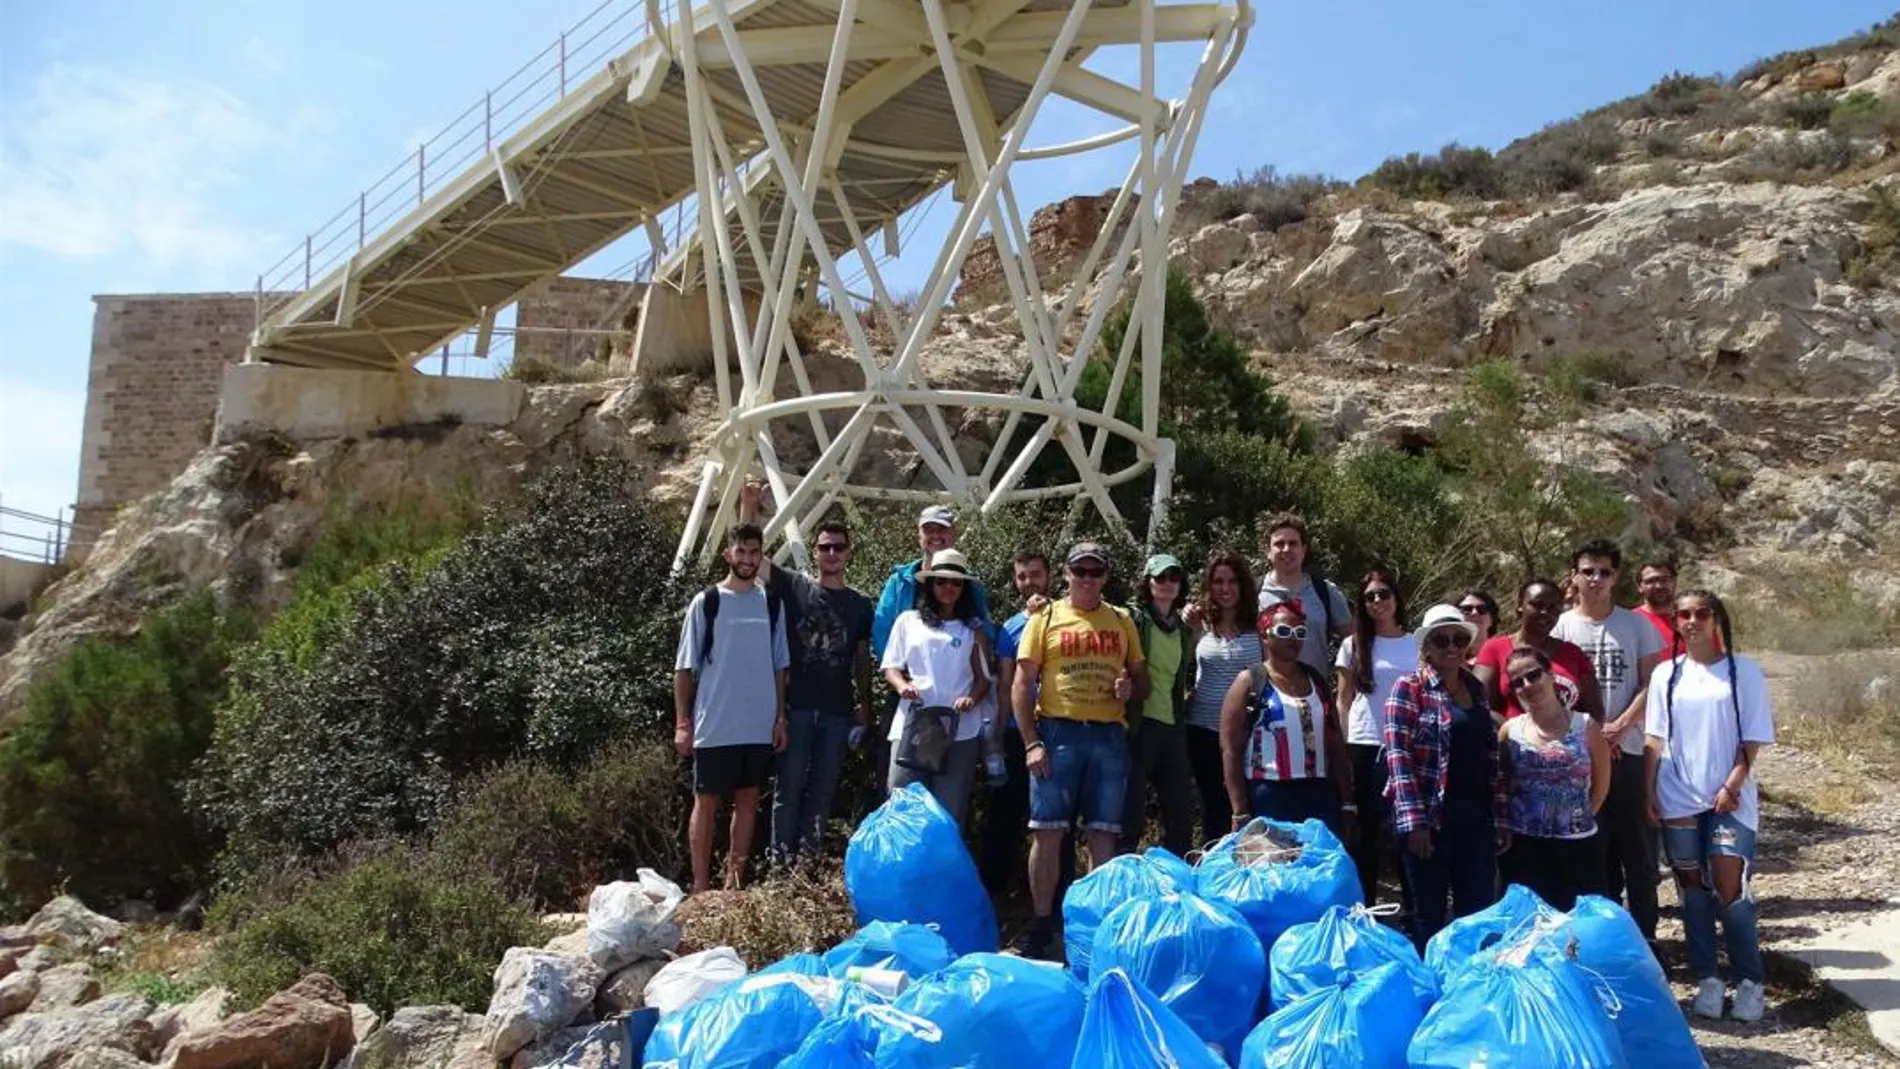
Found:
[1188,630,1262,731]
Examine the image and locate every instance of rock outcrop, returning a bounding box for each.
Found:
[169,974,355,1069]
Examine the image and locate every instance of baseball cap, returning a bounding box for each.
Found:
[1067,542,1111,567]
[1143,553,1183,578]
[918,504,957,529]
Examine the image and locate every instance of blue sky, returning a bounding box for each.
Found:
[1,1,1893,524]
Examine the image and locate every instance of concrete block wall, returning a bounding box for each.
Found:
[513,276,644,370]
[72,293,263,549]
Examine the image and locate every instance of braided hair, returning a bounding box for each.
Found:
[1663,588,1747,781]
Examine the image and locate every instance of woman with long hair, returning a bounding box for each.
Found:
[880,548,991,824]
[1334,568,1417,904]
[1457,589,1501,658]
[1224,601,1353,832]
[1385,605,1505,950]
[1646,589,1774,1023]
[1472,578,1604,724]
[1185,550,1261,846]
[1498,646,1611,910]
[1121,554,1198,856]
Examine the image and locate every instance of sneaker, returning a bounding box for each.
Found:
[1731,979,1766,1023]
[1692,977,1727,1019]
[1010,916,1057,961]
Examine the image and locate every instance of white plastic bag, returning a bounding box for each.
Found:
[643,947,749,1017]
[585,869,683,971]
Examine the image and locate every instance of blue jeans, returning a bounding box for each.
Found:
[1248,776,1342,833]
[1662,811,1763,984]
[1028,718,1128,834]
[771,708,855,853]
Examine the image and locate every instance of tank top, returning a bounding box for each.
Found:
[1245,669,1328,782]
[1504,711,1596,839]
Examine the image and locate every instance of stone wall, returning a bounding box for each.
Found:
[73,293,263,551]
[513,277,644,370]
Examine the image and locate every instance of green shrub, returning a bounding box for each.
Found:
[211,845,544,1015]
[1497,118,1621,197]
[1367,144,1504,201]
[428,739,688,909]
[1830,89,1900,142]
[1846,185,1900,289]
[1191,167,1343,231]
[1641,73,1726,118]
[199,460,692,883]
[0,591,249,910]
[502,356,612,385]
[1783,93,1838,131]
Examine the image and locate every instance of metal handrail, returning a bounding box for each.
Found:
[0,503,71,565]
[253,0,677,326]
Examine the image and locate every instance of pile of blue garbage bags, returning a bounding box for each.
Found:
[637,784,1706,1069]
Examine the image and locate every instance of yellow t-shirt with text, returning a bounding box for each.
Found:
[1019,600,1145,724]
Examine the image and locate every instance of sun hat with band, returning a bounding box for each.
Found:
[1413,603,1479,648]
[919,548,972,580]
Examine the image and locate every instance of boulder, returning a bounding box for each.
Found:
[61,1047,149,1069]
[23,899,126,956]
[479,950,603,1060]
[349,1005,380,1045]
[592,958,667,1018]
[15,947,64,974]
[27,965,101,1014]
[506,1021,623,1069]
[150,986,230,1056]
[0,992,157,1069]
[0,968,39,1017]
[2,946,22,977]
[1187,222,1248,275]
[344,1006,487,1069]
[1,925,34,951]
[170,974,355,1069]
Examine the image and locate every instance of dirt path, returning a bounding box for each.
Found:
[1675,649,1900,1067]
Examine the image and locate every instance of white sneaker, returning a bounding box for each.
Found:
[1692,977,1727,1019]
[1731,979,1766,1023]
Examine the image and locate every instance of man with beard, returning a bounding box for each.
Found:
[1632,557,1679,647]
[674,522,791,893]
[978,550,1054,895]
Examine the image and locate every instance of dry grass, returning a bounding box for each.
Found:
[1780,651,1900,777]
[96,925,218,1004]
[673,856,857,968]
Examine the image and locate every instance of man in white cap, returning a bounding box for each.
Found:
[1011,541,1150,959]
[871,504,992,663]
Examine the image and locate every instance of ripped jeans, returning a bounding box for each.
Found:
[1661,810,1763,984]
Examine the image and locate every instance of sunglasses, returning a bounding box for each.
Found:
[1267,623,1309,641]
[1577,567,1615,580]
[933,576,966,587]
[1427,630,1472,651]
[1458,603,1489,616]
[1070,566,1107,579]
[1675,606,1715,621]
[815,543,849,554]
[1363,588,1395,603]
[1509,666,1548,692]
[1152,570,1184,583]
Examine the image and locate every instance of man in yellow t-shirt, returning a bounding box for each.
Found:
[1010,542,1150,958]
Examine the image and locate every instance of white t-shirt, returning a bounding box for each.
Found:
[1334,633,1420,746]
[881,611,983,743]
[1555,606,1666,756]
[1644,654,1775,830]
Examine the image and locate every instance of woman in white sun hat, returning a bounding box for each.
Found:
[1385,603,1506,950]
[880,548,991,824]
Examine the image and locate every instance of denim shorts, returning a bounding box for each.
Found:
[1028,717,1128,834]
[1661,810,1756,869]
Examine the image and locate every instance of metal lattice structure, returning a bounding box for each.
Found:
[244,0,1251,565]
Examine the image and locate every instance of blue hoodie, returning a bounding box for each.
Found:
[871,557,993,661]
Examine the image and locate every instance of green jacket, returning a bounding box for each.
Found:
[1127,605,1195,732]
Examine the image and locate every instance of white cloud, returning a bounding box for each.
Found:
[0,63,284,277]
[242,36,287,76]
[0,379,84,526]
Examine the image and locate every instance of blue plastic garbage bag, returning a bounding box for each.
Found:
[1062,851,1194,980]
[1423,883,1554,983]
[1239,961,1424,1069]
[846,784,999,956]
[763,953,830,977]
[1567,896,1705,1068]
[1407,929,1627,1069]
[640,1000,702,1069]
[1091,892,1264,1058]
[648,972,845,1069]
[1144,847,1196,887]
[778,1011,884,1069]
[873,953,1085,1069]
[824,922,956,981]
[1194,818,1361,955]
[1268,905,1436,1011]
[1071,968,1228,1069]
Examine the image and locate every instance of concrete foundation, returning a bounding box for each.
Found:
[632,285,765,376]
[0,558,55,614]
[215,365,526,444]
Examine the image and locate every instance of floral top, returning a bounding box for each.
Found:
[1503,712,1596,839]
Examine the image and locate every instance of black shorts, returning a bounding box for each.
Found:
[694,743,774,796]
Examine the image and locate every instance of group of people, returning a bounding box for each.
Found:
[671,490,1776,1023]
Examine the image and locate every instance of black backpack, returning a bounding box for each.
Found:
[698,583,783,665]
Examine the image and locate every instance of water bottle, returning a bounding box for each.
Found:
[982,727,1008,785]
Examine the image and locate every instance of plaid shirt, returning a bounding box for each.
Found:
[1383,663,1508,837]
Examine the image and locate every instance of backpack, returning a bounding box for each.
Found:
[698,583,783,666]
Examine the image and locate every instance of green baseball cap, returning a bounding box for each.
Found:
[1144,553,1184,577]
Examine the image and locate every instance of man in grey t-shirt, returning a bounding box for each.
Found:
[1554,538,1666,941]
[1256,513,1351,676]
[674,522,790,893]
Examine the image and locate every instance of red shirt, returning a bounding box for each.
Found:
[1632,604,1675,648]
[1474,634,1594,719]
